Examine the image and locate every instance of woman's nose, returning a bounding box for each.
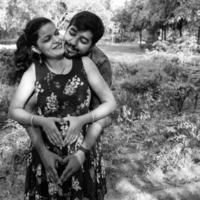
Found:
[70,36,78,46]
[53,35,62,42]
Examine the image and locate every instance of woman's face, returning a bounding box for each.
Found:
[36,22,64,58]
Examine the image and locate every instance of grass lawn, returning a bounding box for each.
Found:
[98,42,146,64]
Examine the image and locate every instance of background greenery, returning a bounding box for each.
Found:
[1,0,200,44]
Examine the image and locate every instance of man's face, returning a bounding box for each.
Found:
[64,25,93,58]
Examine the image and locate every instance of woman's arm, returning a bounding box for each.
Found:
[9,64,63,145]
[9,64,37,124]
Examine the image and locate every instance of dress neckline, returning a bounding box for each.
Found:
[44,59,73,76]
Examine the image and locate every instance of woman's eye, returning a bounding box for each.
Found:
[69,30,76,36]
[43,36,51,42]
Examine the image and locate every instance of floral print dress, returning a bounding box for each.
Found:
[24,58,107,200]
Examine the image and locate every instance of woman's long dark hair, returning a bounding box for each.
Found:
[14,17,52,82]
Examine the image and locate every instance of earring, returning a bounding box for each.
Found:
[31,46,42,64]
[38,54,43,64]
[31,46,41,54]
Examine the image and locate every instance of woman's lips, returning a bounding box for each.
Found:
[53,43,63,49]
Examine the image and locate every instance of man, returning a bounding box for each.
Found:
[25,11,112,185]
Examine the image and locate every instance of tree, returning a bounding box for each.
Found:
[111,8,131,41]
[0,0,113,39]
[173,0,200,43]
[129,0,149,45]
[146,0,180,41]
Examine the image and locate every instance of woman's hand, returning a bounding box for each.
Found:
[62,116,84,145]
[39,116,64,146]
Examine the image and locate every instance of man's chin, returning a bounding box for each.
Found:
[64,52,89,59]
[64,52,79,59]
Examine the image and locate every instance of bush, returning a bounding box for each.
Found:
[152,40,170,52]
[0,49,16,85]
[0,85,16,128]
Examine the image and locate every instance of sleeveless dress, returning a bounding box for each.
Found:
[24,58,107,200]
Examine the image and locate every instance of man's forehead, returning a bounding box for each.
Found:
[67,26,93,39]
[68,25,92,34]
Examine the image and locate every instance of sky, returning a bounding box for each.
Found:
[110,0,128,10]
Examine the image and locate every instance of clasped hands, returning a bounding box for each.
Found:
[40,146,85,185]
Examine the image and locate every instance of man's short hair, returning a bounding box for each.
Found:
[69,11,105,44]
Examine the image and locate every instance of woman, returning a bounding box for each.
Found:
[9,17,116,200]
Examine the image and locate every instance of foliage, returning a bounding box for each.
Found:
[0,49,15,85]
[111,0,200,43]
[152,35,200,54]
[0,0,113,39]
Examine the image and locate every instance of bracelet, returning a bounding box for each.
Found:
[78,146,90,155]
[30,115,34,126]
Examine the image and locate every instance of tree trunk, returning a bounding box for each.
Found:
[178,19,183,37]
[179,27,182,37]
[198,27,200,45]
[163,28,167,40]
[139,30,142,45]
[161,29,164,40]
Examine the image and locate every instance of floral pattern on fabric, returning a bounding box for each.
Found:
[35,81,44,97]
[63,75,84,96]
[44,92,59,114]
[25,58,107,200]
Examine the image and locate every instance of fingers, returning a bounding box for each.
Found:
[59,154,84,183]
[55,154,64,165]
[63,125,80,145]
[60,165,73,183]
[62,156,69,165]
[53,117,63,123]
[52,118,64,145]
[63,129,72,145]
[46,154,63,184]
[45,128,62,146]
[53,127,64,146]
[59,156,71,183]
[42,118,64,146]
[47,166,59,184]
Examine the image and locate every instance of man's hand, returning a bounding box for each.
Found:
[39,147,63,184]
[59,150,85,183]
